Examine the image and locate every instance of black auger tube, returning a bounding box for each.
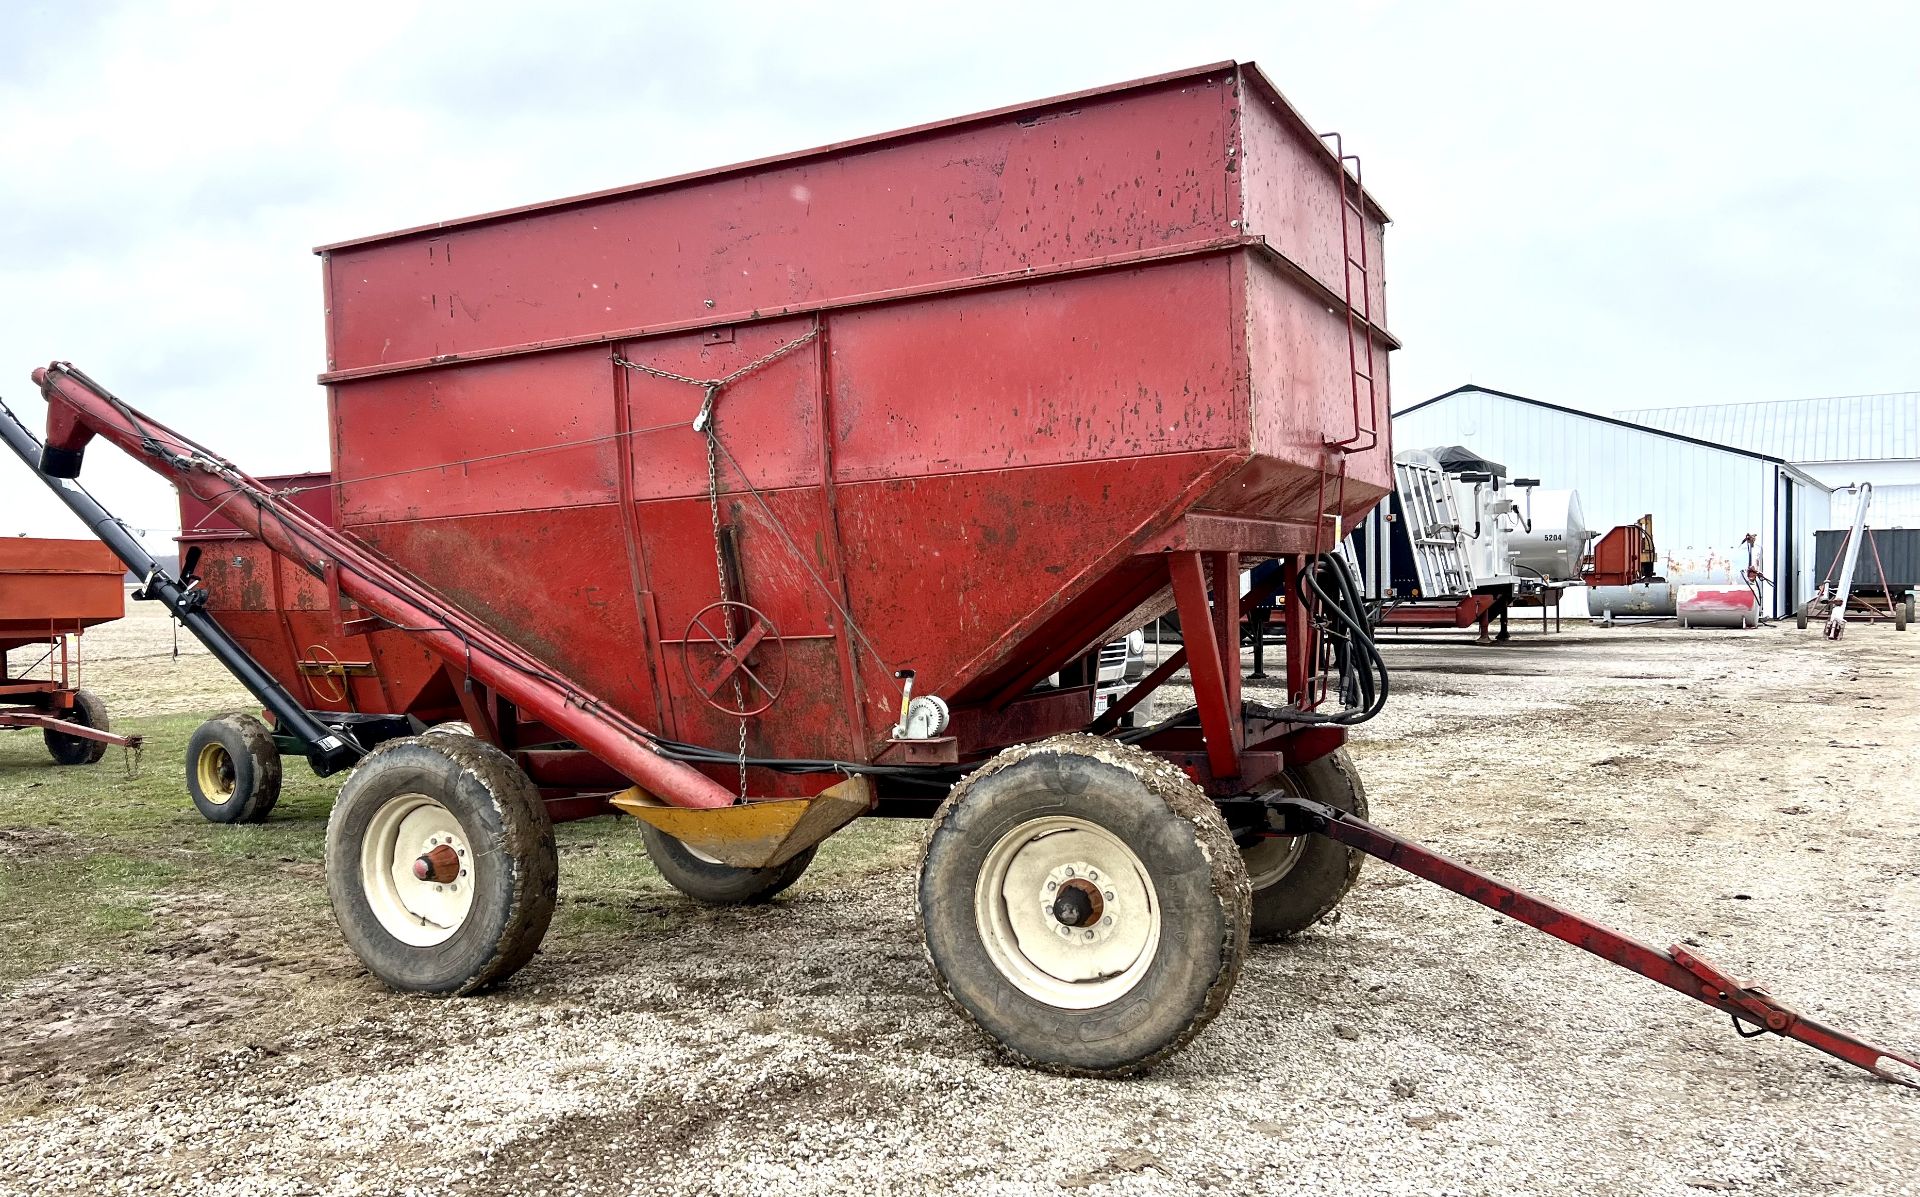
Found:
[0,396,362,776]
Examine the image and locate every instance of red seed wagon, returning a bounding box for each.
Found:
[174,474,460,820]
[0,537,139,762]
[6,62,1914,1085]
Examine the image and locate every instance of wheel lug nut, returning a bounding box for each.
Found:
[1046,881,1057,891]
[1088,871,1099,881]
[1104,890,1114,900]
[1084,930,1095,941]
[1101,915,1113,926]
[1063,867,1075,878]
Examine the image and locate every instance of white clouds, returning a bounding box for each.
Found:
[3,0,1916,545]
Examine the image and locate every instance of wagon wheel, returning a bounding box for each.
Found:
[326,734,557,995]
[1240,748,1367,941]
[43,690,110,767]
[680,601,786,717]
[919,733,1250,1077]
[185,713,282,824]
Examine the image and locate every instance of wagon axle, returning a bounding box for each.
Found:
[1049,878,1104,929]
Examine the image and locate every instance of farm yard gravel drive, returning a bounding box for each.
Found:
[2,601,1916,1195]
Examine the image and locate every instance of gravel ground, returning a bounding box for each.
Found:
[2,607,1916,1196]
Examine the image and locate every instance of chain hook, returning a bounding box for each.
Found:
[692,383,720,434]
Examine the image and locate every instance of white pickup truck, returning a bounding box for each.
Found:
[1092,630,1149,717]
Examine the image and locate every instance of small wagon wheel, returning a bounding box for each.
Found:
[679,601,786,717]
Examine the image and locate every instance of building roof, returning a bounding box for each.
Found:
[1617,392,1920,464]
[1396,385,1833,491]
[1397,384,1790,461]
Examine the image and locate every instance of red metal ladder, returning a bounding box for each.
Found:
[1320,132,1379,453]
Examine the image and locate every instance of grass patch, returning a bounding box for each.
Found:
[1,714,339,988]
[806,818,924,882]
[0,713,337,844]
[0,851,191,986]
[3,711,938,977]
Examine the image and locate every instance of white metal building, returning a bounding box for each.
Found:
[1619,392,1920,530]
[1393,385,1831,618]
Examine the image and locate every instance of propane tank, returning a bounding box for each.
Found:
[1591,581,1677,620]
[1507,488,1591,582]
[1676,585,1759,629]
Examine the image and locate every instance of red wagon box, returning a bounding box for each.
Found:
[0,537,123,648]
[0,536,131,762]
[314,61,1394,782]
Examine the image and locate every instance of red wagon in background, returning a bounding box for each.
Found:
[175,474,464,821]
[0,537,139,763]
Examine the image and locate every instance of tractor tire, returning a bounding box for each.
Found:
[326,735,556,995]
[186,713,283,823]
[1898,603,1909,632]
[1241,749,1368,942]
[918,733,1250,1077]
[1906,595,1917,625]
[43,689,110,766]
[1795,604,1809,630]
[640,823,816,904]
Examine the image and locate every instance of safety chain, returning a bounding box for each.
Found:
[614,327,820,800]
[704,384,749,798]
[612,327,820,407]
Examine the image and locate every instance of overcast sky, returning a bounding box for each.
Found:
[3,0,1916,548]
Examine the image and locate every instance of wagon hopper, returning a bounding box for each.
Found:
[6,62,1915,1086]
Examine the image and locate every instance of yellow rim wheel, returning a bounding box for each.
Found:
[196,742,237,803]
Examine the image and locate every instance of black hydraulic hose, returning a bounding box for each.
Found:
[646,738,959,785]
[1112,704,1201,745]
[1109,553,1390,738]
[0,396,364,775]
[1301,553,1390,725]
[1315,556,1373,714]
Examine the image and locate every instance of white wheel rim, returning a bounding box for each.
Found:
[1242,832,1308,889]
[361,793,475,947]
[1243,774,1308,889]
[973,816,1160,1010]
